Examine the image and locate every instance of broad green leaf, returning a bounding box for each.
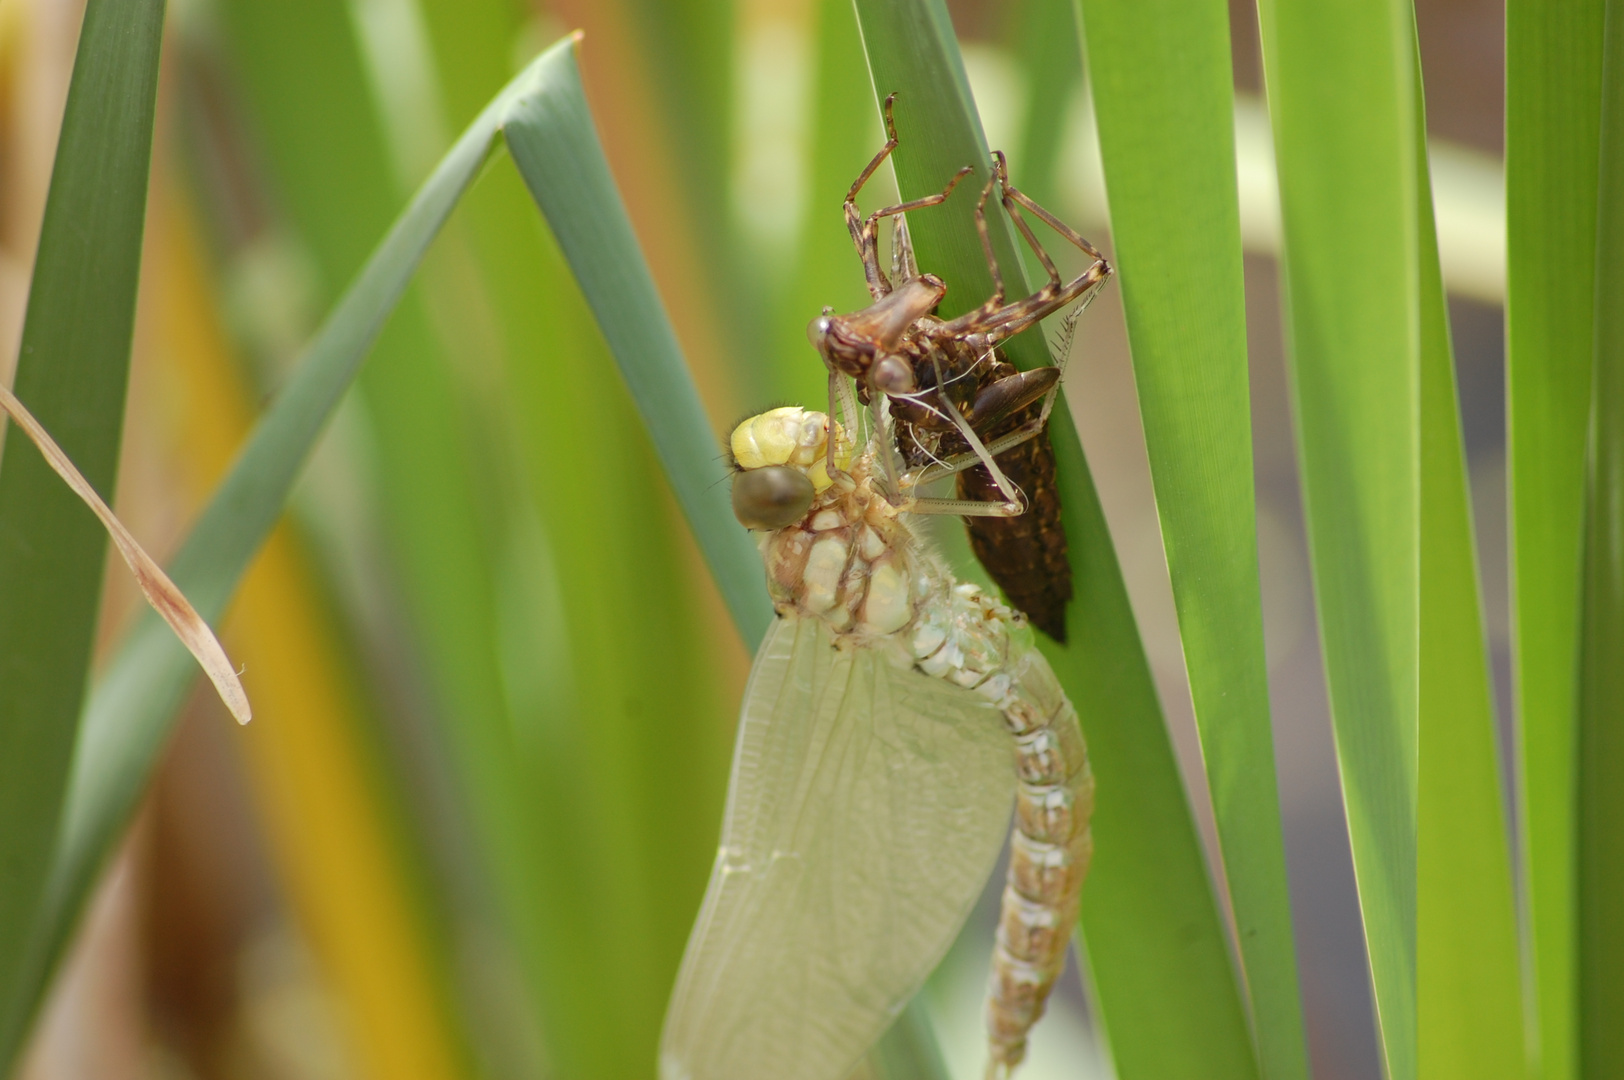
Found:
[1578,2,1624,1071]
[1071,3,1306,1079]
[10,41,555,1053]
[850,3,1261,1079]
[1505,2,1606,1077]
[1412,40,1524,1080]
[1254,1,1421,1076]
[0,0,165,1062]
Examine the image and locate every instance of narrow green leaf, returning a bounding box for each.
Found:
[850,3,1260,1078]
[1413,37,1524,1080]
[227,2,751,1072]
[1072,3,1306,1078]
[10,44,554,1047]
[0,0,165,1062]
[1505,2,1607,1077]
[503,57,772,648]
[1254,1,1421,1076]
[1578,2,1624,1071]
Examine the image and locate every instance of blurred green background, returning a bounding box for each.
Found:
[0,0,1553,1078]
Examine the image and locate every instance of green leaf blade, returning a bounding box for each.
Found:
[503,56,773,648]
[1505,3,1607,1078]
[0,0,166,1061]
[1050,428,1262,1080]
[1578,1,1624,1071]
[1413,57,1524,1080]
[1007,0,1082,212]
[851,3,1261,1078]
[1073,2,1307,1078]
[1255,1,1423,1076]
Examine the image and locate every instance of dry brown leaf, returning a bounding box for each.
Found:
[0,382,251,723]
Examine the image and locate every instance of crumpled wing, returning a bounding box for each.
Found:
[660,614,1015,1080]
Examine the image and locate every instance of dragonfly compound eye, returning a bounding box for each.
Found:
[806,314,833,349]
[732,466,815,531]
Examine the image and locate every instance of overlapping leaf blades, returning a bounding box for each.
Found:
[1072,1,1305,1076]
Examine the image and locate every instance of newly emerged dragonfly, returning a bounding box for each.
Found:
[660,404,1093,1080]
[807,96,1111,640]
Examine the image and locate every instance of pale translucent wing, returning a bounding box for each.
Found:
[661,614,1015,1080]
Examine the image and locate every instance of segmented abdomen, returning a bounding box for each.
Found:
[985,646,1094,1078]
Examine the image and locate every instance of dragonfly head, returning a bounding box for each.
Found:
[729,407,849,531]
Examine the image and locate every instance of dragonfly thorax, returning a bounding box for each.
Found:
[761,459,927,640]
[757,449,1028,711]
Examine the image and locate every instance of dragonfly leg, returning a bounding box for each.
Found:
[988,151,1115,345]
[843,95,971,302]
[979,261,1111,348]
[903,493,1023,517]
[870,391,909,504]
[999,150,1110,272]
[929,172,1011,341]
[933,151,1114,344]
[902,414,1050,490]
[860,163,974,263]
[844,94,902,299]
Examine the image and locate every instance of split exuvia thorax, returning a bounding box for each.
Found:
[659,407,1094,1080]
